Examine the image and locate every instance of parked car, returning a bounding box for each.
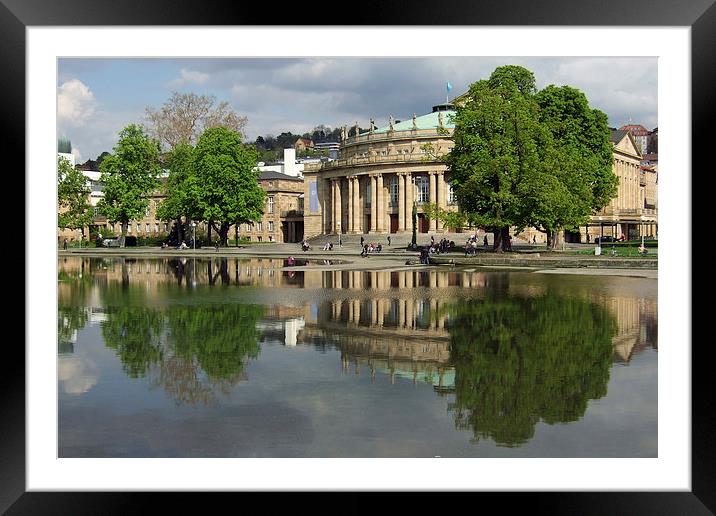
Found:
[102,237,120,247]
[594,236,614,244]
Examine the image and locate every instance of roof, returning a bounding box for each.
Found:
[609,129,630,143]
[641,153,658,161]
[619,124,649,136]
[369,109,455,135]
[258,170,303,182]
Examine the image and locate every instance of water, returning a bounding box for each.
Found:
[58,256,657,457]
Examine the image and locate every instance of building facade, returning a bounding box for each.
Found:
[303,104,458,239]
[304,104,658,243]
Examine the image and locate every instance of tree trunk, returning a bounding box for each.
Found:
[207,221,212,245]
[501,227,511,252]
[176,217,184,244]
[219,223,230,247]
[120,222,128,248]
[547,230,559,250]
[492,228,503,253]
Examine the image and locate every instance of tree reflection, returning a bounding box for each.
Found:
[165,304,264,381]
[101,307,164,378]
[446,293,617,447]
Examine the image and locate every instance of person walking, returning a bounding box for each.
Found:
[483,235,488,247]
[63,238,68,250]
[360,235,364,247]
[338,233,342,248]
[387,235,391,246]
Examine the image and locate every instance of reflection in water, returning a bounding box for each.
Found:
[445,294,616,447]
[58,257,657,453]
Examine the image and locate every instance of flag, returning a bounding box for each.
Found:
[446,81,453,92]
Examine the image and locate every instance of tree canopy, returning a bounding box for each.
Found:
[145,92,248,150]
[190,126,265,245]
[57,155,94,235]
[442,65,617,250]
[96,124,162,246]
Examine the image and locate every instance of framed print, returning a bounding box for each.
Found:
[6,0,712,512]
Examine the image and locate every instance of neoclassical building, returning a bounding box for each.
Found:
[303,104,658,244]
[302,104,458,238]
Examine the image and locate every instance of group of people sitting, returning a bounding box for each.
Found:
[301,240,311,252]
[428,237,454,255]
[322,242,334,251]
[360,243,382,257]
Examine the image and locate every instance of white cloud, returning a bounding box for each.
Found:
[57,78,97,128]
[169,68,210,89]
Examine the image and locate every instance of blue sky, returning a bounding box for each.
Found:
[58,57,658,163]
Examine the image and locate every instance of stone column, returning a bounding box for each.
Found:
[376,173,384,233]
[436,171,445,232]
[335,178,342,235]
[352,177,360,233]
[347,176,354,233]
[398,173,406,232]
[330,179,336,233]
[370,175,378,233]
[429,172,437,232]
[404,172,413,233]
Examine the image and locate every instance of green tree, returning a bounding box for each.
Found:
[155,142,196,245]
[530,85,618,248]
[191,126,265,246]
[445,287,616,447]
[445,66,551,251]
[96,125,161,247]
[58,156,94,240]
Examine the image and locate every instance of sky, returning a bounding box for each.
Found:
[57,57,657,163]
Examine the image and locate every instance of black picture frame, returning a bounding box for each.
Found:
[6,0,710,512]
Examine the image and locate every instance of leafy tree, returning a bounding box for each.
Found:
[445,66,551,251]
[96,125,162,247]
[57,156,94,238]
[445,286,616,447]
[274,131,300,149]
[191,126,265,246]
[145,92,248,150]
[155,142,196,245]
[530,85,617,247]
[440,65,619,251]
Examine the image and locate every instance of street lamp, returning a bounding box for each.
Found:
[192,222,196,250]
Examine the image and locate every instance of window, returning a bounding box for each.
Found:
[267,196,274,214]
[247,224,253,232]
[388,176,399,206]
[93,206,100,217]
[268,221,274,232]
[258,236,262,242]
[298,197,304,212]
[257,222,263,232]
[415,176,430,203]
[145,223,150,233]
[447,181,457,205]
[164,223,168,232]
[155,223,159,233]
[136,223,141,233]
